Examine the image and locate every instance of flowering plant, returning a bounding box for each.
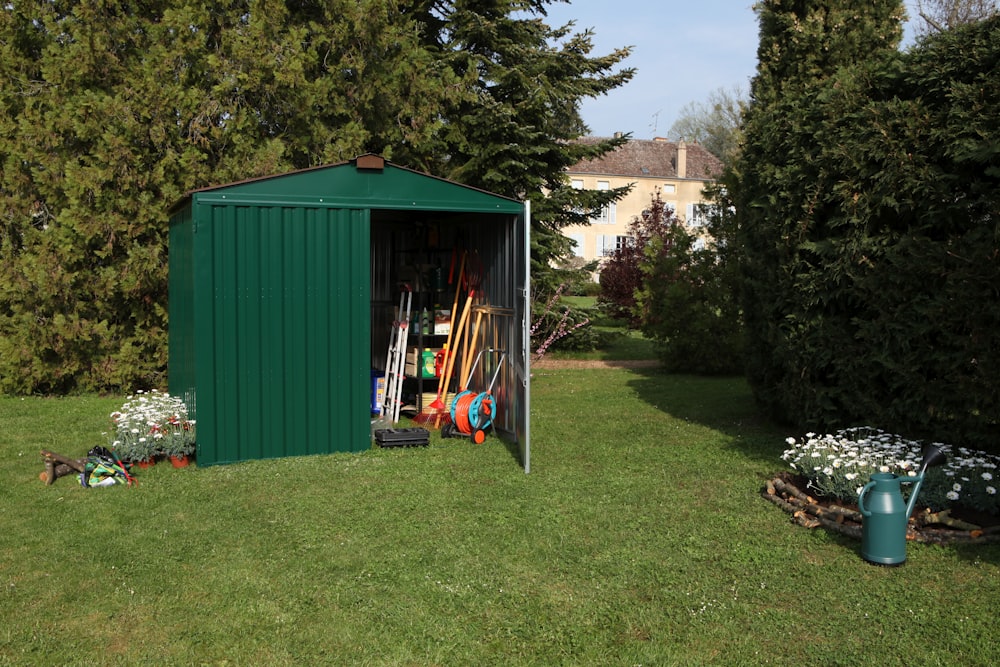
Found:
[530,283,592,359]
[782,427,999,515]
[108,390,196,461]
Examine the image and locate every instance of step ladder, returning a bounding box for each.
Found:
[381,284,412,423]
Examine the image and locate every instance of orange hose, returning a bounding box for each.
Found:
[454,393,477,434]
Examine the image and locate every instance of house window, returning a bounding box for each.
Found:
[686,202,710,227]
[568,234,584,257]
[598,235,632,256]
[571,179,584,190]
[662,183,676,194]
[592,181,616,225]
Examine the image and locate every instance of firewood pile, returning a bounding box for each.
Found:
[762,475,1000,544]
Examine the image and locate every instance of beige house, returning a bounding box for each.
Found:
[563,137,723,270]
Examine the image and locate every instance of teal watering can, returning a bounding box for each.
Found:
[857,443,947,565]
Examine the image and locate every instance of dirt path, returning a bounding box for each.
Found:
[530,358,658,370]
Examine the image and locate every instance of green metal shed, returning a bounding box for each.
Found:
[167,155,531,471]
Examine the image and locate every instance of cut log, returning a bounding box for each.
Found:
[40,450,86,485]
[913,508,981,531]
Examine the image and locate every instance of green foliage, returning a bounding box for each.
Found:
[412,1,634,294]
[0,0,633,394]
[635,210,745,376]
[731,7,1000,452]
[530,284,601,356]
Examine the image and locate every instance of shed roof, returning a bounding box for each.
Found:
[169,154,523,215]
[568,137,723,181]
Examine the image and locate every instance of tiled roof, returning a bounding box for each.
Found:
[568,137,723,181]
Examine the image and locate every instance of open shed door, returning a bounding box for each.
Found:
[517,201,531,473]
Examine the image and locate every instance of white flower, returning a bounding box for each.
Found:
[953,483,962,492]
[987,486,997,495]
[846,473,858,481]
[983,472,993,481]
[856,486,864,496]
[947,491,959,500]
[879,465,890,473]
[786,437,796,445]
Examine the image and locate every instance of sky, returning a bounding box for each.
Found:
[544,0,923,140]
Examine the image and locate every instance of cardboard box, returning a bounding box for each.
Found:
[434,309,451,335]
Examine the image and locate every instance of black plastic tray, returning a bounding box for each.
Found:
[374,427,430,448]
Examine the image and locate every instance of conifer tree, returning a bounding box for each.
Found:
[730,0,905,419]
[0,0,633,392]
[410,0,634,287]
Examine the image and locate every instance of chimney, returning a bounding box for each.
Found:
[677,140,687,179]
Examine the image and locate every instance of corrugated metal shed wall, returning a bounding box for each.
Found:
[189,203,370,465]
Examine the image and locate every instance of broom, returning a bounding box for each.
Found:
[414,250,465,425]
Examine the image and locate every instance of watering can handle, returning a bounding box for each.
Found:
[857,480,877,518]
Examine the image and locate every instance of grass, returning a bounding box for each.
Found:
[546,295,658,361]
[3,374,1000,665]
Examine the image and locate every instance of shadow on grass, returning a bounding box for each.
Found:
[624,366,787,467]
[620,367,1000,566]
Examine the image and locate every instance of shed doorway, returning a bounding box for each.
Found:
[369,210,529,470]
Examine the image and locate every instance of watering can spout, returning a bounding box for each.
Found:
[904,473,925,520]
[905,443,949,519]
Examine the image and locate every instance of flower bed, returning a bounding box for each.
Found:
[781,427,999,515]
[764,427,1000,543]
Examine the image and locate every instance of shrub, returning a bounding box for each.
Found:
[598,191,679,327]
[732,16,1000,452]
[636,212,744,375]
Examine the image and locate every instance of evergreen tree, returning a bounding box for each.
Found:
[411,0,634,289]
[730,0,904,420]
[0,0,633,393]
[0,0,452,393]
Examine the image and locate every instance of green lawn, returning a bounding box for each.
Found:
[2,373,999,665]
[546,295,658,361]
